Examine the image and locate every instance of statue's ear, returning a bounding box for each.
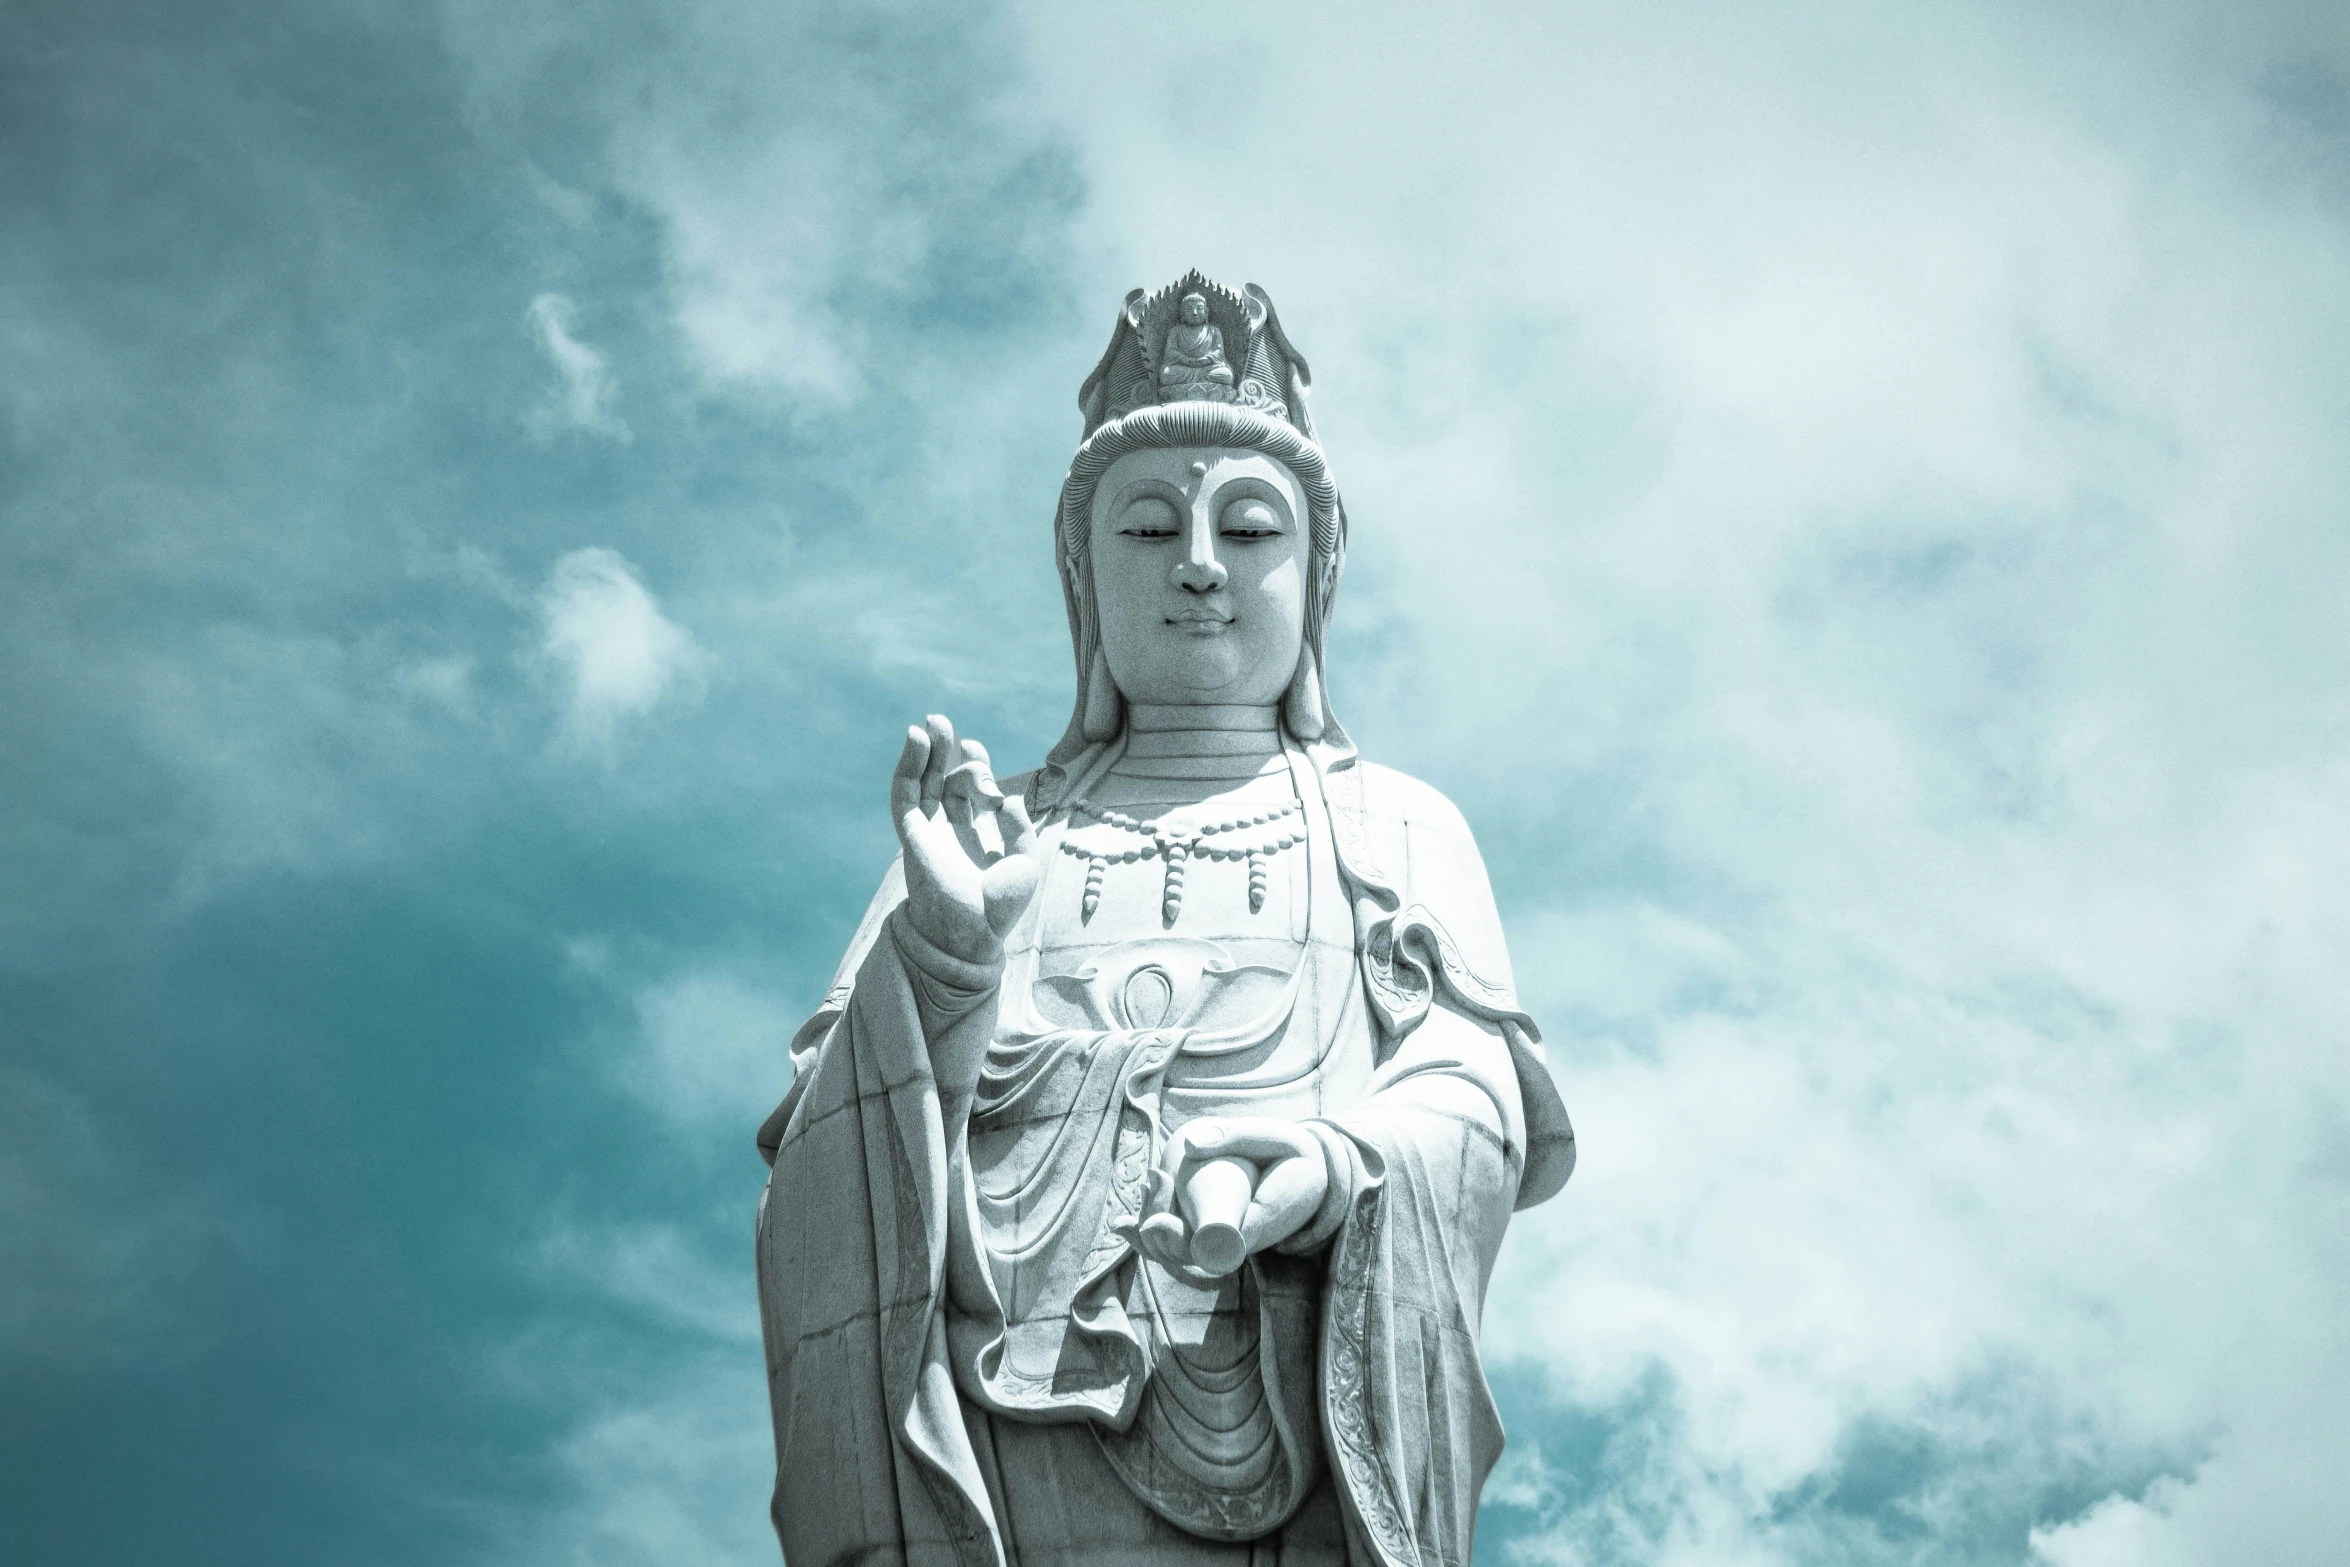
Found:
[1282,647,1326,742]
[1081,645,1123,741]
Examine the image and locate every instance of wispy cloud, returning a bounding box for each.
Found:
[534,548,707,751]
[525,292,629,442]
[627,968,795,1133]
[443,0,1074,413]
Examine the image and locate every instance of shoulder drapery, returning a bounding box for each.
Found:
[1323,753,1575,1205]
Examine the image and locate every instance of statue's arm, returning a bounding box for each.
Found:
[884,902,1003,1138]
[1276,995,1525,1257]
[1356,761,1577,1208]
[755,735,1042,1168]
[751,855,1006,1165]
[1304,999,1525,1567]
[1363,996,1526,1154]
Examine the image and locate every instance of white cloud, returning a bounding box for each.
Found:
[536,1216,758,1343]
[443,1,1066,411]
[530,1362,778,1567]
[2032,1478,2199,1567]
[525,291,629,441]
[391,654,477,715]
[440,0,2350,1558]
[535,547,707,751]
[1016,0,2350,1558]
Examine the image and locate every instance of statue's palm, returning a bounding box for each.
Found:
[891,716,1040,964]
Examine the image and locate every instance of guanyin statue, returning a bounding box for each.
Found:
[754,269,1575,1567]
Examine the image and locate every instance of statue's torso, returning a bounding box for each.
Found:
[949,749,1371,1539]
[1012,760,1370,1119]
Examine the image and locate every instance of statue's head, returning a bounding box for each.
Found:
[1086,443,1309,711]
[1042,271,1345,791]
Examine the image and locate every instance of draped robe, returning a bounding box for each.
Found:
[754,738,1574,1567]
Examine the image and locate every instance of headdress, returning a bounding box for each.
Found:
[1036,271,1350,807]
[1076,270,1319,438]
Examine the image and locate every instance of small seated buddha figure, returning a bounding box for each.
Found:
[1158,291,1238,400]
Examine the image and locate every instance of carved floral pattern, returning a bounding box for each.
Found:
[1323,1182,1418,1567]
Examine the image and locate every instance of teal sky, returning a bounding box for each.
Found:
[5,2,2349,1563]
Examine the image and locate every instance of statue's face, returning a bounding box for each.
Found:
[1088,446,1310,709]
[1180,295,1208,325]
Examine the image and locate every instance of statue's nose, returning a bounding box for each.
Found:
[1173,507,1229,593]
[1172,546,1228,594]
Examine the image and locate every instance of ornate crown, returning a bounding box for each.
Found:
[1076,269,1317,440]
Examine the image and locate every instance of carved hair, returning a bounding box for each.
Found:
[1038,400,1350,794]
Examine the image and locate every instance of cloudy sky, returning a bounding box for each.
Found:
[6,1,2349,1563]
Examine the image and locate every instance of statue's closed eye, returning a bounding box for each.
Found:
[1221,498,1282,538]
[1119,497,1180,536]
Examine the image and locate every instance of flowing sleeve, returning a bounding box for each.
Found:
[753,863,1007,1567]
[1312,1053,1516,1567]
[755,856,903,1167]
[1304,759,1576,1567]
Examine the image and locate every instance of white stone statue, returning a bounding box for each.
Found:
[754,270,1575,1567]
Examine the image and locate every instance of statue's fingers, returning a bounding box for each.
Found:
[1187,1121,1310,1167]
[1135,1212,1192,1271]
[957,738,1003,800]
[1140,1163,1179,1224]
[1148,1126,1201,1198]
[1158,1118,1224,1181]
[941,739,1003,834]
[891,725,931,830]
[997,794,1039,861]
[1241,1155,1326,1254]
[920,715,957,811]
[981,851,1038,938]
[894,814,951,901]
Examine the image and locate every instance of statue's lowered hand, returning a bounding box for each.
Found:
[1136,1117,1328,1277]
[891,714,1040,966]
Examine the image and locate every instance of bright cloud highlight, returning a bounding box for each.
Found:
[535,547,706,750]
[526,292,629,442]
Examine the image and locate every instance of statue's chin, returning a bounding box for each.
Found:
[1108,621,1302,709]
[1116,638,1260,705]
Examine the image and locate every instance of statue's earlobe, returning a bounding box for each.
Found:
[1282,648,1326,742]
[1081,646,1123,741]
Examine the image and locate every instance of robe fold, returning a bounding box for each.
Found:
[756,745,1572,1567]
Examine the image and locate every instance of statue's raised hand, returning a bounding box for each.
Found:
[891,714,1041,966]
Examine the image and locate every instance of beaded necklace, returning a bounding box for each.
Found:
[1058,798,1303,924]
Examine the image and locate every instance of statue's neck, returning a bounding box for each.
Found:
[1106,704,1283,787]
[1129,704,1275,735]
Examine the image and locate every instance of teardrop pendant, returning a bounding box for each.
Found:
[1161,841,1187,926]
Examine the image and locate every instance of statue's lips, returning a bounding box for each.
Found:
[1166,611,1233,635]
